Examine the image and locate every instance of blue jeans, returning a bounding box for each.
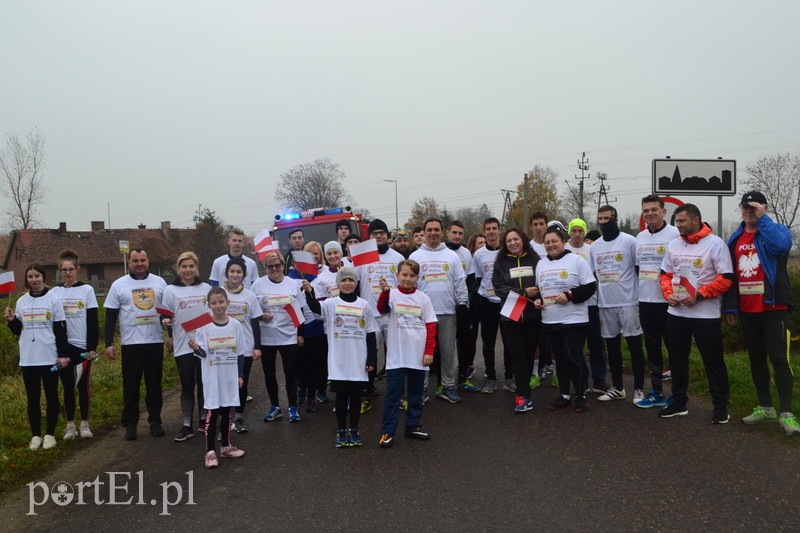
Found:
[382,368,426,435]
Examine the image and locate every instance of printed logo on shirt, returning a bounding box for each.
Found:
[559,271,568,279]
[693,258,704,268]
[738,250,760,278]
[132,288,155,311]
[657,245,666,255]
[615,253,623,262]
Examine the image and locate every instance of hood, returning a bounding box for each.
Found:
[681,222,713,244]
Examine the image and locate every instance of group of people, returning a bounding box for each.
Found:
[6,191,799,466]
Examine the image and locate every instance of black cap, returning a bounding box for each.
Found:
[585,229,601,242]
[368,219,389,235]
[740,191,767,207]
[345,234,362,244]
[336,219,350,230]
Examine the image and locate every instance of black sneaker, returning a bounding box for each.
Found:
[574,396,589,413]
[712,406,730,424]
[549,396,572,411]
[658,404,688,418]
[405,426,431,440]
[174,426,193,442]
[367,386,380,398]
[124,425,137,441]
[150,422,165,437]
[378,433,394,448]
[305,400,317,413]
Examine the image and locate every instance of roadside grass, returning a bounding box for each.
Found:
[0,346,178,495]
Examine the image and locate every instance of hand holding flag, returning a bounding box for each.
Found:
[500,291,528,322]
[177,305,214,338]
[284,297,304,328]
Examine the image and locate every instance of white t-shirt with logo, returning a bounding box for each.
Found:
[194,319,245,410]
[589,233,639,308]
[318,296,379,381]
[162,282,212,356]
[451,245,475,277]
[104,274,168,345]
[536,253,596,325]
[636,224,680,303]
[251,276,302,346]
[472,246,500,303]
[385,288,437,371]
[314,268,341,299]
[529,240,547,259]
[565,242,597,306]
[51,284,98,350]
[14,291,66,366]
[209,254,260,289]
[222,286,261,356]
[662,233,733,319]
[356,248,405,313]
[409,246,468,314]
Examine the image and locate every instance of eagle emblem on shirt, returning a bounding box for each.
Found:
[738,252,759,279]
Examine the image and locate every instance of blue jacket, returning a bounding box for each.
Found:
[723,215,793,311]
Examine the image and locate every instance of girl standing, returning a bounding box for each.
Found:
[4,264,68,450]
[189,287,246,468]
[51,250,99,439]
[376,260,437,447]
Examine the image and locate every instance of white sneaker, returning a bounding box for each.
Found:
[598,387,626,401]
[43,435,57,450]
[29,436,43,450]
[63,425,78,440]
[632,389,645,404]
[79,423,93,438]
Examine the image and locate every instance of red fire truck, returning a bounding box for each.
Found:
[271,207,369,256]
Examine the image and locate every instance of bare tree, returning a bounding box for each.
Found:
[744,153,800,237]
[275,158,352,210]
[0,129,46,229]
[405,196,443,230]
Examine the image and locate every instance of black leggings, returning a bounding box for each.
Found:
[260,344,298,408]
[175,354,204,428]
[59,344,93,421]
[548,325,589,398]
[605,335,646,390]
[334,381,363,430]
[741,311,794,413]
[299,335,327,400]
[204,407,232,451]
[23,365,60,437]
[235,357,254,416]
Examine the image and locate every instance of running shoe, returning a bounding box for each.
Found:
[742,406,778,425]
[43,435,57,450]
[574,396,589,413]
[367,386,380,397]
[316,391,330,403]
[233,418,249,433]
[305,400,318,413]
[348,428,364,447]
[598,387,626,401]
[465,365,475,380]
[264,406,282,422]
[635,390,668,409]
[174,426,194,442]
[549,396,572,411]
[63,425,78,440]
[360,399,373,414]
[514,395,534,414]
[204,450,218,468]
[124,425,137,441]
[149,422,165,437]
[335,429,349,448]
[779,413,800,436]
[544,364,555,376]
[220,445,245,458]
[378,433,394,448]
[29,436,43,450]
[529,375,541,390]
[632,389,645,404]
[288,406,301,422]
[79,422,93,439]
[437,387,462,404]
[399,399,408,411]
[551,376,559,388]
[422,394,430,405]
[661,369,672,381]
[297,391,307,406]
[456,380,481,392]
[405,426,431,440]
[246,395,253,402]
[503,378,517,392]
[481,379,497,394]
[712,406,730,424]
[590,381,609,394]
[658,404,688,418]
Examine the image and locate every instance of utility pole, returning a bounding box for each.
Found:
[500,189,516,229]
[522,173,529,234]
[384,179,399,229]
[596,172,616,210]
[575,152,590,220]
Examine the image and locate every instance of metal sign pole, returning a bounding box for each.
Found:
[718,195,723,237]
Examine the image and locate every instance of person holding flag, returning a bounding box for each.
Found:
[209,228,260,289]
[160,252,211,442]
[492,228,541,414]
[252,252,304,423]
[534,227,596,413]
[51,250,99,440]
[658,204,733,423]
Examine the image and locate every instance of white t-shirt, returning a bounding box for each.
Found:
[662,232,733,319]
[318,296,379,382]
[589,233,639,308]
[162,282,212,356]
[209,254,260,289]
[194,319,245,410]
[384,288,437,371]
[536,253,596,325]
[314,267,341,299]
[409,245,468,315]
[529,240,547,259]
[14,290,66,366]
[450,245,475,276]
[472,246,500,303]
[565,242,597,307]
[356,248,405,313]
[636,224,680,303]
[222,286,261,356]
[251,275,302,346]
[104,273,168,345]
[51,283,98,350]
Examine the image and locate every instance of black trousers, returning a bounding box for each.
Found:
[740,311,794,413]
[260,344,298,408]
[120,343,164,427]
[548,325,589,398]
[235,357,254,415]
[668,315,729,409]
[298,335,327,400]
[478,298,512,381]
[501,319,539,399]
[22,365,59,437]
[59,343,93,421]
[639,302,671,392]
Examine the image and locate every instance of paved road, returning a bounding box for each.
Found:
[2,353,798,532]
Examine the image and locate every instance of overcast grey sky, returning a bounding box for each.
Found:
[2,1,799,236]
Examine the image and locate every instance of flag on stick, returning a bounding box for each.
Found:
[0,271,15,293]
[350,239,379,266]
[178,306,213,334]
[284,298,303,328]
[292,251,318,276]
[500,291,527,322]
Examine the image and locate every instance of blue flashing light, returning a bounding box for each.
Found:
[322,208,344,215]
[281,213,301,220]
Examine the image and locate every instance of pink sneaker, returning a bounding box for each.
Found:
[204,450,219,468]
[220,445,245,458]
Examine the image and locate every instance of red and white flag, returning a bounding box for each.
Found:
[291,251,318,276]
[0,271,15,293]
[350,239,379,266]
[284,298,303,328]
[156,305,174,317]
[178,305,213,334]
[255,229,279,261]
[500,291,527,322]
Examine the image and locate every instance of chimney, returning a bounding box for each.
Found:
[161,221,171,238]
[138,224,146,230]
[58,222,67,233]
[91,221,105,231]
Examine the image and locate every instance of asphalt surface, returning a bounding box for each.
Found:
[2,347,798,532]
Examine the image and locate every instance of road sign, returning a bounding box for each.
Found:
[119,240,130,254]
[653,159,736,196]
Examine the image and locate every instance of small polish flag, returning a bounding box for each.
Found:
[500,291,527,322]
[156,305,174,317]
[679,277,697,298]
[255,229,279,260]
[0,271,15,293]
[284,298,303,328]
[178,305,214,334]
[292,251,318,276]
[350,239,379,267]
